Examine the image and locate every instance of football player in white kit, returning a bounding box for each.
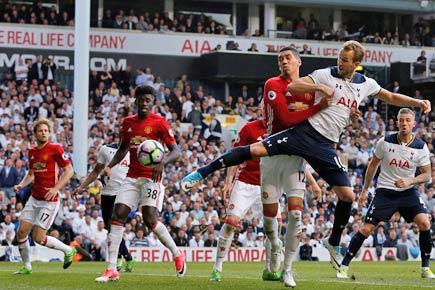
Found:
[336,108,434,279]
[182,40,431,275]
[73,143,135,272]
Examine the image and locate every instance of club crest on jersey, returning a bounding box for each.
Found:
[337,96,358,110]
[268,90,277,101]
[33,162,46,170]
[144,126,153,134]
[389,158,410,169]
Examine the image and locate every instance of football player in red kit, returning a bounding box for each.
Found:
[96,86,185,282]
[14,118,76,274]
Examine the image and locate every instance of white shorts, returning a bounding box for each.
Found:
[260,155,306,204]
[115,177,165,212]
[20,196,60,230]
[227,180,262,219]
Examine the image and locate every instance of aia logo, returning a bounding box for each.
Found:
[337,96,357,110]
[389,158,410,169]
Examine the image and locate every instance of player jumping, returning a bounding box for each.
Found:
[181,41,431,271]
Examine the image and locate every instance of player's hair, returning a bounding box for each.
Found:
[135,85,155,98]
[278,46,300,60]
[341,40,365,63]
[397,108,415,119]
[33,118,52,133]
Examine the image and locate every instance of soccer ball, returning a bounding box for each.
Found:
[137,140,165,167]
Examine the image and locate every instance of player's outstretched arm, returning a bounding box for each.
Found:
[107,139,129,169]
[13,169,35,192]
[376,88,431,114]
[395,164,431,188]
[288,76,334,97]
[72,163,105,195]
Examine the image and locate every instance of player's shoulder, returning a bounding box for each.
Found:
[265,75,285,87]
[123,115,136,124]
[45,142,63,150]
[383,133,398,145]
[243,119,264,131]
[408,136,427,150]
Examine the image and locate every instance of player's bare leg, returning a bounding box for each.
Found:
[143,205,186,277]
[182,142,268,191]
[31,225,76,269]
[262,203,281,280]
[323,186,354,270]
[14,221,33,274]
[210,215,238,282]
[337,223,374,278]
[282,196,303,288]
[414,213,435,278]
[96,203,131,282]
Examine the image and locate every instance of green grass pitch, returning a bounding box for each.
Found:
[0,261,434,289]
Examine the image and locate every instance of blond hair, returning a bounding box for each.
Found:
[33,118,52,133]
[342,41,365,63]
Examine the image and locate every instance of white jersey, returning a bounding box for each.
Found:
[308,67,381,142]
[96,144,130,196]
[374,134,430,191]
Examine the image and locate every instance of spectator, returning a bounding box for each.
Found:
[413,50,427,75]
[0,159,19,199]
[174,228,189,246]
[130,228,149,247]
[247,43,258,52]
[299,44,312,55]
[299,237,316,261]
[14,58,28,84]
[189,230,205,247]
[204,233,217,247]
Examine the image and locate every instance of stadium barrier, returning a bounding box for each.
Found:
[0,23,432,67]
[1,245,434,262]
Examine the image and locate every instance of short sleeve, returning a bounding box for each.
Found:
[366,78,382,97]
[234,125,250,147]
[308,68,330,85]
[96,146,108,165]
[54,145,71,168]
[417,144,431,167]
[159,119,176,146]
[374,138,385,160]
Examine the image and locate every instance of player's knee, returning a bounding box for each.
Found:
[143,215,158,229]
[334,186,354,202]
[250,142,267,158]
[17,227,28,240]
[225,216,239,228]
[263,207,278,218]
[418,219,431,231]
[360,224,374,237]
[31,231,45,245]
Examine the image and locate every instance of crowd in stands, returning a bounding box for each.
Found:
[1,2,433,48]
[0,53,434,261]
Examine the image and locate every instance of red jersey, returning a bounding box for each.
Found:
[263,76,319,135]
[29,142,70,201]
[234,120,265,186]
[122,113,175,179]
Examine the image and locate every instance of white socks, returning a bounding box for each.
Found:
[43,236,72,253]
[108,224,124,270]
[153,222,181,258]
[284,210,302,271]
[264,238,272,272]
[213,223,235,272]
[18,238,31,270]
[264,216,280,251]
